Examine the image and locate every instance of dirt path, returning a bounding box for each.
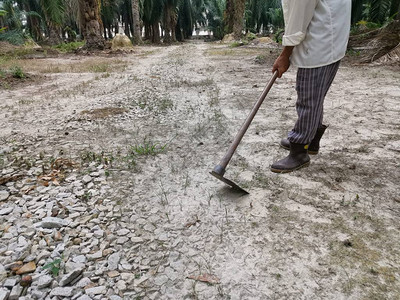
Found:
[1,42,399,299]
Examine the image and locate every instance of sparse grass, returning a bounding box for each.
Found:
[206,47,276,58]
[229,41,248,48]
[89,63,112,73]
[52,41,85,53]
[18,98,35,105]
[80,151,115,166]
[130,141,167,156]
[255,54,268,64]
[170,78,214,88]
[130,91,174,114]
[0,57,127,74]
[81,107,128,119]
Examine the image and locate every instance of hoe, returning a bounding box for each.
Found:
[210,71,278,194]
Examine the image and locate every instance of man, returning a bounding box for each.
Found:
[270,0,351,173]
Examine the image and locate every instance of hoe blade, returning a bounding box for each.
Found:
[210,171,249,194]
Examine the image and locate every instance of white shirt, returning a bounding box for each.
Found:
[282,0,351,68]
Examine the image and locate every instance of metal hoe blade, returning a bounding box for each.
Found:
[210,171,249,194]
[210,72,278,194]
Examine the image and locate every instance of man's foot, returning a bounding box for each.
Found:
[271,142,310,173]
[279,125,328,155]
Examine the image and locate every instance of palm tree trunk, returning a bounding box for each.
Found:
[131,0,142,44]
[48,24,62,45]
[79,0,105,50]
[224,0,234,33]
[233,0,246,39]
[152,23,161,43]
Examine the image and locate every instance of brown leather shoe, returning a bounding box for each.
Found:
[271,142,310,173]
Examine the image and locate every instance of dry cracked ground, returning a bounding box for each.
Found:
[0,41,399,300]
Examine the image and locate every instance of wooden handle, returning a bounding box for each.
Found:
[213,71,278,175]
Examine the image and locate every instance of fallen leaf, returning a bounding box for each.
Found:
[0,174,24,185]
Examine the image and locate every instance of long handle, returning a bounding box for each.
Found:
[213,71,278,175]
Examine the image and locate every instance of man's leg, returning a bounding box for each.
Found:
[288,61,340,144]
[271,61,340,173]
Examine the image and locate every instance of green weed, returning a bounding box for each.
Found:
[11,66,25,78]
[130,141,167,156]
[80,151,114,166]
[43,258,62,277]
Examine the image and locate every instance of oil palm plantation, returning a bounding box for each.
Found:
[1,0,399,46]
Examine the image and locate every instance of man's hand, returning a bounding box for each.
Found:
[272,46,294,78]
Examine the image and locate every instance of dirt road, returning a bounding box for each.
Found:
[1,41,399,299]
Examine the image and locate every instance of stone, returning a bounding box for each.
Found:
[0,191,10,201]
[107,271,119,278]
[134,275,149,287]
[102,249,113,256]
[107,252,120,271]
[9,284,23,300]
[0,288,9,300]
[59,267,84,287]
[116,280,127,291]
[50,287,75,297]
[154,275,168,286]
[77,295,92,300]
[116,229,130,236]
[16,261,36,275]
[87,250,103,261]
[3,277,18,288]
[85,285,106,296]
[110,296,123,300]
[36,250,51,263]
[65,262,85,274]
[34,217,70,229]
[20,275,33,287]
[30,288,46,299]
[54,231,63,241]
[120,273,134,284]
[82,175,92,184]
[72,255,87,264]
[0,207,13,215]
[75,277,92,289]
[93,230,104,238]
[116,237,129,244]
[0,265,6,281]
[36,275,53,289]
[131,237,144,243]
[73,238,82,245]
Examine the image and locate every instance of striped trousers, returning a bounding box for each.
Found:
[288,60,340,144]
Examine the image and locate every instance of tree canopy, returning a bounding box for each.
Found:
[0,0,398,47]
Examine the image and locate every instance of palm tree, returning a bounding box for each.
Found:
[78,0,105,49]
[205,0,225,39]
[101,0,118,39]
[142,0,164,43]
[176,0,193,41]
[132,0,141,43]
[163,0,179,43]
[233,0,246,39]
[224,0,246,39]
